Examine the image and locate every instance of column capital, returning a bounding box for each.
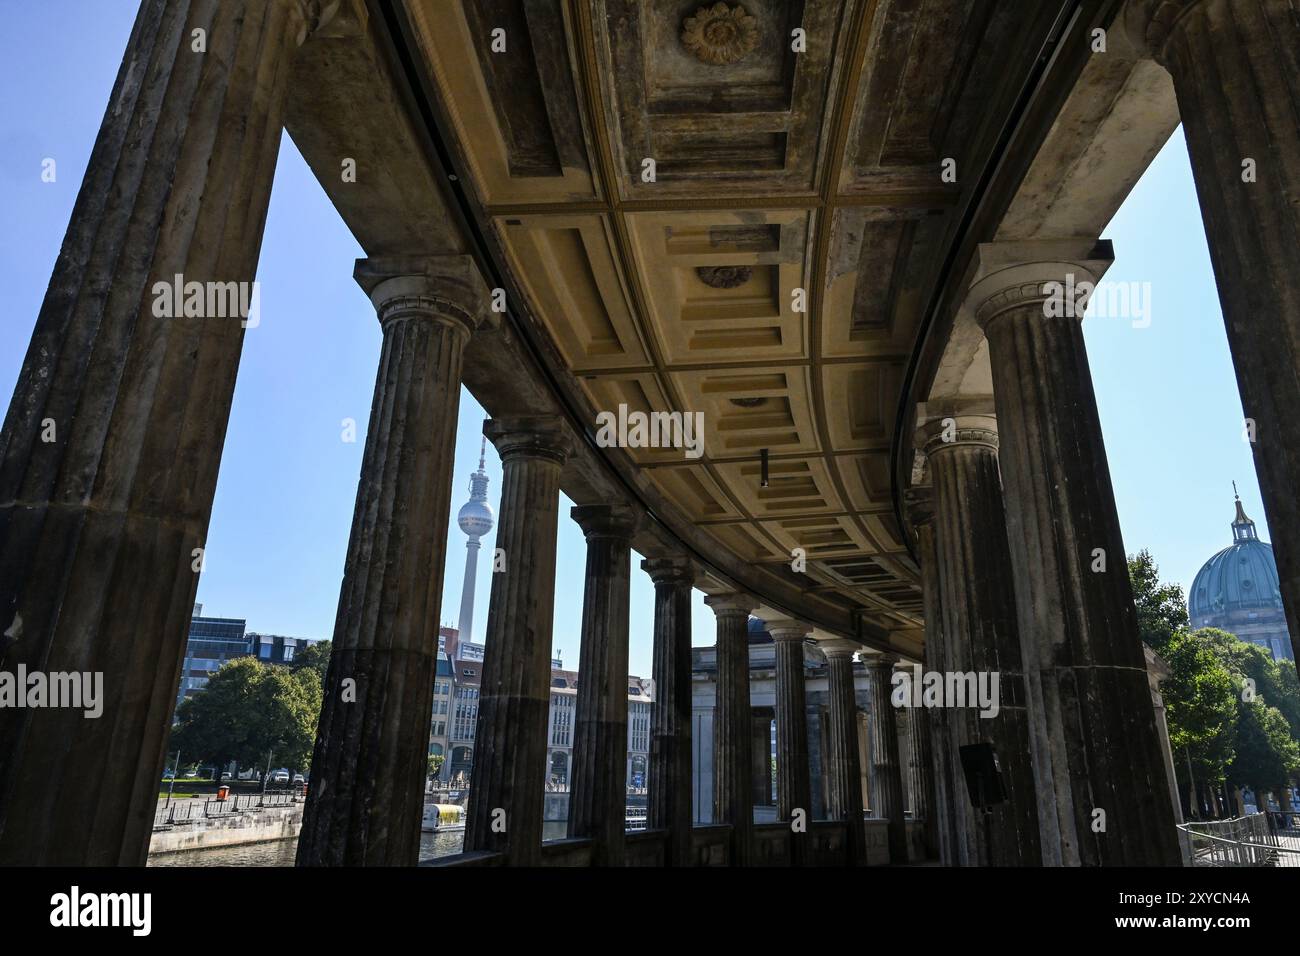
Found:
[916,415,999,458]
[861,651,900,670]
[641,554,696,586]
[484,416,572,466]
[1115,0,1209,64]
[354,255,491,333]
[704,592,757,618]
[765,619,813,643]
[571,503,639,540]
[965,240,1113,333]
[818,639,861,661]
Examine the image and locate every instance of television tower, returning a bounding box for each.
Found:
[455,434,494,641]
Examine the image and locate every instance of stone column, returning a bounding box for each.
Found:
[643,555,695,865]
[908,700,939,860]
[904,486,956,863]
[973,246,1182,866]
[464,417,571,865]
[822,640,866,862]
[567,504,638,866]
[864,655,908,863]
[298,256,487,866]
[806,697,827,820]
[1129,0,1300,666]
[920,415,1041,866]
[751,709,774,807]
[705,593,758,866]
[769,620,813,834]
[0,0,334,866]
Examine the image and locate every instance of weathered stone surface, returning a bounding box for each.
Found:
[921,417,1041,866]
[904,487,956,864]
[704,592,757,866]
[644,555,695,865]
[768,620,813,832]
[821,639,865,863]
[0,0,328,866]
[297,256,486,867]
[864,655,907,864]
[464,417,571,865]
[568,504,638,866]
[974,254,1182,866]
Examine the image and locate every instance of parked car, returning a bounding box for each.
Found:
[292,773,305,786]
[271,769,290,785]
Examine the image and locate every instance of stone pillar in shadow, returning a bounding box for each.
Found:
[705,592,757,866]
[568,504,638,865]
[769,620,813,859]
[920,414,1041,866]
[464,417,571,865]
[0,0,337,866]
[822,640,866,863]
[865,654,908,864]
[972,243,1181,865]
[644,555,695,865]
[299,256,488,866]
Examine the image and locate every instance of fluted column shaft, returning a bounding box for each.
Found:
[0,0,330,866]
[866,656,908,863]
[770,623,813,826]
[908,702,937,858]
[706,593,757,866]
[977,258,1182,866]
[298,257,487,866]
[464,417,571,865]
[568,505,637,865]
[644,556,695,865]
[923,420,1041,866]
[906,488,957,864]
[823,641,865,862]
[1141,0,1300,665]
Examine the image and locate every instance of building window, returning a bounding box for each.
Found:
[283,645,295,662]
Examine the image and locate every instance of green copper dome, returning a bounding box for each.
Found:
[1188,494,1283,621]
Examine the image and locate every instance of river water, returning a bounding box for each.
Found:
[147,822,569,866]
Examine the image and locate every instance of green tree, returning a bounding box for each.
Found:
[1128,550,1189,653]
[1162,628,1237,794]
[428,754,444,780]
[289,640,332,684]
[1228,699,1300,797]
[171,657,322,784]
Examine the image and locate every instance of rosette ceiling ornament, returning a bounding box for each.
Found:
[681,3,760,66]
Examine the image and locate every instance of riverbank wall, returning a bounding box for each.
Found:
[149,804,303,855]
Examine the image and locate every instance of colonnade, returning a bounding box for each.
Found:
[0,0,1296,867]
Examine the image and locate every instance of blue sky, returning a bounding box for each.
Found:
[1,3,1263,676]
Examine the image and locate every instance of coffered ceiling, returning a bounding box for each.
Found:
[403,0,1057,635]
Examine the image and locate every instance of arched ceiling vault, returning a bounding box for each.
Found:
[284,0,1175,656]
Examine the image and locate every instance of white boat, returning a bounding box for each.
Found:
[422,803,466,833]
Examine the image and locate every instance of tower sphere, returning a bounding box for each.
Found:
[458,498,494,537]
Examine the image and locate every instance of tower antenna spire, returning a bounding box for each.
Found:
[478,434,486,472]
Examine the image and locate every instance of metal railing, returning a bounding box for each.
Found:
[1178,813,1299,867]
[153,791,301,829]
